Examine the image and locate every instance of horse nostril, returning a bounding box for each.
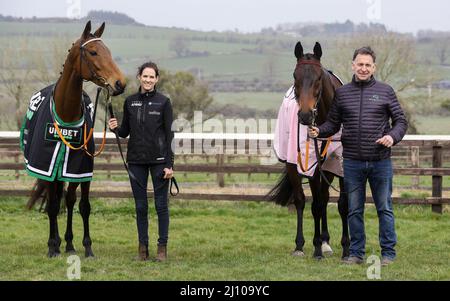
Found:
[298,111,312,126]
[115,80,124,92]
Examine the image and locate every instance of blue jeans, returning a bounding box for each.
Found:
[129,163,170,246]
[343,158,397,260]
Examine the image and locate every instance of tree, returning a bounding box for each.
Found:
[262,51,277,83]
[0,41,33,130]
[169,35,191,58]
[158,70,214,121]
[436,37,450,65]
[30,37,71,86]
[327,33,428,133]
[109,70,214,124]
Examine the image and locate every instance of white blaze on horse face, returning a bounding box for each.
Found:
[352,54,376,81]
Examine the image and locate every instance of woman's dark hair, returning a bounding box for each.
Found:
[137,61,159,77]
[353,46,376,62]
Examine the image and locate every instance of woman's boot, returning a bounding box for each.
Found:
[137,243,149,261]
[156,244,167,262]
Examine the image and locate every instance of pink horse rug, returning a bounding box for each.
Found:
[273,86,343,178]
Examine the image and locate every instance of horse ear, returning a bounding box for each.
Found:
[295,42,304,59]
[93,22,105,38]
[82,21,92,39]
[313,42,322,60]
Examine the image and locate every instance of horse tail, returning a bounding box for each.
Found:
[266,167,293,207]
[26,179,47,211]
[26,180,66,214]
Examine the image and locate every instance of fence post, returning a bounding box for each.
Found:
[106,155,111,180]
[411,146,419,189]
[14,154,20,180]
[216,154,225,188]
[432,145,443,214]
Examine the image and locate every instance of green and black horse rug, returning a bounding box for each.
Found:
[20,84,95,182]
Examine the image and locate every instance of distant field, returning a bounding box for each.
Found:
[0,21,297,81]
[212,92,283,111]
[1,21,449,133]
[414,115,450,135]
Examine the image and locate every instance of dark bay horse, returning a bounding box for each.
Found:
[268,42,349,259]
[24,21,126,257]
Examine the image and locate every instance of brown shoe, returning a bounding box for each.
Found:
[381,257,394,266]
[155,244,167,262]
[342,256,364,265]
[137,243,149,261]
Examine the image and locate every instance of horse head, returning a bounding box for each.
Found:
[293,41,324,126]
[69,21,126,96]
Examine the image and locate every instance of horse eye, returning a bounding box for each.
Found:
[89,51,98,56]
[293,73,296,80]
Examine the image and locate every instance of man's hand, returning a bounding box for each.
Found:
[376,135,394,148]
[108,118,118,131]
[163,167,174,179]
[308,126,320,138]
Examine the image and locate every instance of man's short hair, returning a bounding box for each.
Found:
[353,46,376,62]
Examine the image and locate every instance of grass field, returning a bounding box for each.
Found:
[0,197,448,281]
[212,92,282,111]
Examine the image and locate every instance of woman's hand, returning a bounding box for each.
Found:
[163,168,174,179]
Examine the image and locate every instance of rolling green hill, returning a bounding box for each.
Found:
[0,20,449,134]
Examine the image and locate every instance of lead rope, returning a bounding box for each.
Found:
[54,87,108,157]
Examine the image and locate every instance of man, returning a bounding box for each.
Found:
[308,46,408,265]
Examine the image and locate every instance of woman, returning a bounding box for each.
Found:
[109,62,174,261]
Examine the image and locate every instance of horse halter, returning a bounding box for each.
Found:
[295,58,331,172]
[295,59,324,126]
[79,38,109,88]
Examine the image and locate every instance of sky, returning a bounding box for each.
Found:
[0,0,449,34]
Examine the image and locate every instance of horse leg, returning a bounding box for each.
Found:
[338,177,350,259]
[287,164,306,256]
[309,175,324,259]
[79,181,94,257]
[46,181,63,257]
[320,171,334,256]
[65,182,79,254]
[293,191,306,256]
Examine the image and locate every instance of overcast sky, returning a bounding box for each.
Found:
[0,0,449,34]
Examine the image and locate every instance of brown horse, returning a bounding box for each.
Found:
[268,42,349,259]
[24,21,125,257]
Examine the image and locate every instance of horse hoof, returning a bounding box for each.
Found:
[292,250,305,257]
[314,255,324,260]
[47,251,61,258]
[85,249,95,258]
[321,242,333,256]
[66,245,76,254]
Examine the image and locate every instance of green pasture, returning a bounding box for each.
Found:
[1,21,450,134]
[2,168,449,190]
[211,92,282,111]
[0,197,448,280]
[415,115,450,135]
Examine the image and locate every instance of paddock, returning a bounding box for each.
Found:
[0,132,448,280]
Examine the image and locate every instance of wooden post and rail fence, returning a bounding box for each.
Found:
[0,132,449,214]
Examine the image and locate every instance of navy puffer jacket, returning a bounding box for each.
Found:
[318,76,408,161]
